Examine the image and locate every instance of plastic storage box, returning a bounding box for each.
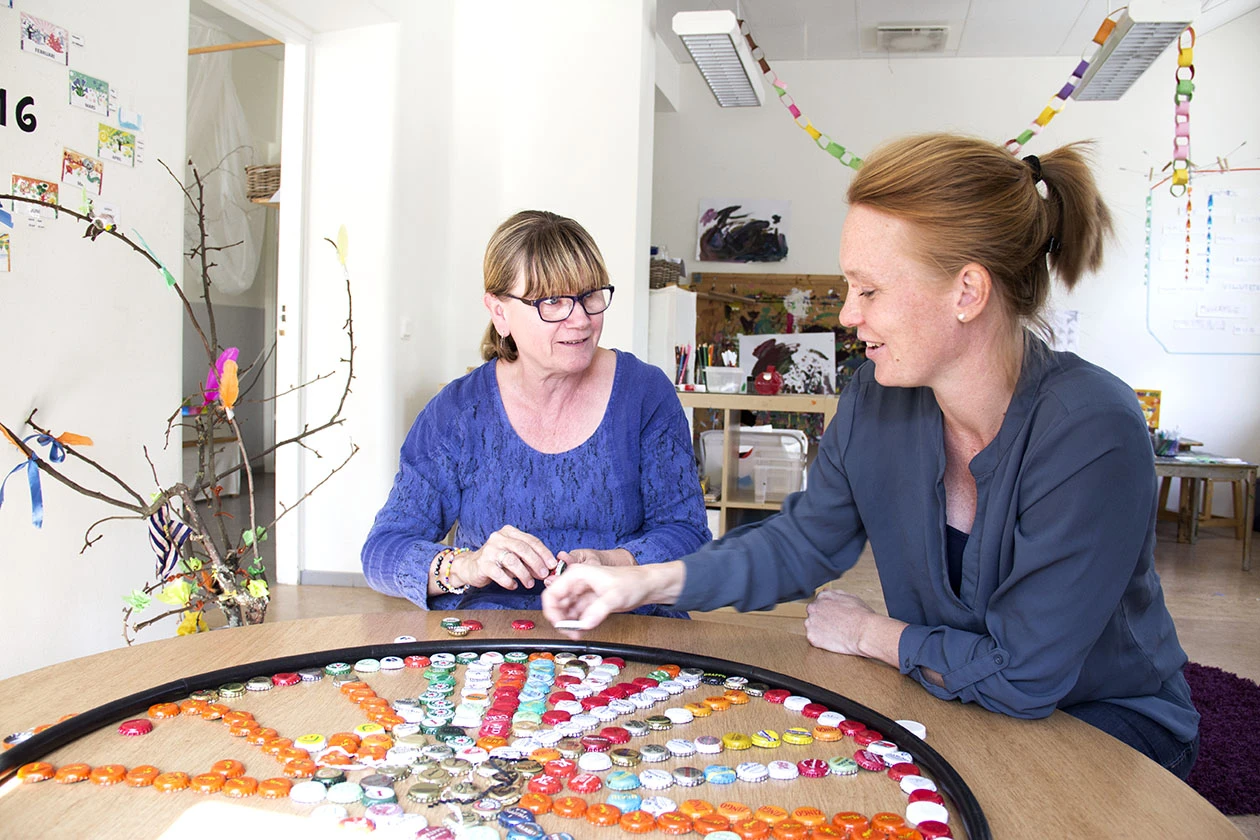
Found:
[704,367,745,393]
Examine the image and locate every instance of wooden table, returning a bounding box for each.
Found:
[0,612,1238,839]
[1155,455,1257,571]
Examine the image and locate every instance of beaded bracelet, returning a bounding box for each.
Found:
[431,547,471,594]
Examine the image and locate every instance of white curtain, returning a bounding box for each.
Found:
[185,17,264,295]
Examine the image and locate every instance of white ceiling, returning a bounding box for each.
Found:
[188,0,1260,64]
[658,0,1260,61]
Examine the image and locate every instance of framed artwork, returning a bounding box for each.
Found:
[697,199,789,262]
[1135,389,1161,430]
[737,332,836,394]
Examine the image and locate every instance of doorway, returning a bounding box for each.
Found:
[184,0,284,584]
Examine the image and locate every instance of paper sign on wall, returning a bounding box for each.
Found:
[98,123,135,167]
[19,13,69,64]
[61,148,104,195]
[0,233,10,272]
[69,70,110,115]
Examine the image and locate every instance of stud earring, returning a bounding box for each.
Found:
[957,313,967,322]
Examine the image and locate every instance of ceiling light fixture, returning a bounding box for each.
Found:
[672,10,764,108]
[1072,0,1198,101]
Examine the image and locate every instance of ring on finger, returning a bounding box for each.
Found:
[498,549,512,566]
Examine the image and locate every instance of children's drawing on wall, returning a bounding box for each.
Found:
[737,332,835,394]
[0,234,10,272]
[118,108,143,132]
[697,199,790,263]
[61,149,104,195]
[69,70,110,116]
[19,12,68,64]
[97,123,135,167]
[1047,308,1079,353]
[11,174,59,209]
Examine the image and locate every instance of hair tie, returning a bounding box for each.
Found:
[1022,154,1043,184]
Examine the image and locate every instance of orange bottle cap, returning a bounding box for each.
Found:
[791,808,827,827]
[125,765,161,787]
[258,777,293,799]
[812,726,843,742]
[704,696,733,712]
[191,772,225,793]
[724,690,751,705]
[871,813,906,832]
[660,664,682,677]
[530,748,562,763]
[246,727,278,746]
[754,805,788,825]
[719,802,753,820]
[808,827,846,839]
[147,703,181,719]
[733,818,771,839]
[17,762,55,783]
[211,759,246,778]
[223,776,259,797]
[771,819,809,840]
[519,792,554,815]
[681,799,717,817]
[620,810,658,834]
[552,796,589,818]
[89,764,128,786]
[54,763,91,784]
[831,812,870,832]
[282,759,317,778]
[153,771,191,792]
[657,812,695,835]
[585,803,623,826]
[695,814,733,834]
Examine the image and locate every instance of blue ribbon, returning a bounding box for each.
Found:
[0,435,67,529]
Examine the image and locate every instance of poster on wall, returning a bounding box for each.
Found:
[19,13,69,64]
[97,123,135,167]
[737,332,836,394]
[11,174,59,210]
[0,234,10,272]
[69,70,110,115]
[697,199,790,263]
[61,149,104,195]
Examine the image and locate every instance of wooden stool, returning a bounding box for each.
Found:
[1197,478,1250,539]
[1158,476,1249,536]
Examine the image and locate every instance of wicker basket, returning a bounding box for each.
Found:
[245,164,281,201]
[649,257,685,289]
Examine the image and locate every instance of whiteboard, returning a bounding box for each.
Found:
[1145,169,1260,355]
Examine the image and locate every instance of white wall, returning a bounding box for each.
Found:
[653,10,1260,466]
[0,0,189,677]
[291,1,660,578]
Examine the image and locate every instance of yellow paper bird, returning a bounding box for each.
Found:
[219,359,239,419]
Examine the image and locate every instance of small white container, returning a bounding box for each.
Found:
[703,366,745,393]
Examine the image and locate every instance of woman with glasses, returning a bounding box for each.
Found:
[362,210,710,612]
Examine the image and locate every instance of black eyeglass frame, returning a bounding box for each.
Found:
[500,285,616,323]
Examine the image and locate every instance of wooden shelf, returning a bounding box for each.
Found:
[676,391,838,536]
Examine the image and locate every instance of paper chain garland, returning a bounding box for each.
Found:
[1005,12,1122,155]
[1169,28,1196,197]
[738,21,864,171]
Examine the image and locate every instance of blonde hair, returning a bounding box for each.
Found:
[846,133,1113,338]
[480,210,610,362]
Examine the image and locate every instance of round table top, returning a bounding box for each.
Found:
[0,611,1237,839]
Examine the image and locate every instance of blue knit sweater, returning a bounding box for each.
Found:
[362,350,710,612]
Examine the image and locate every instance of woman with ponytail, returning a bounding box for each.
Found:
[545,135,1199,779]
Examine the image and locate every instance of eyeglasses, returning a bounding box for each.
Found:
[501,285,615,323]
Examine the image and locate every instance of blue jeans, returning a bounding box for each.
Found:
[1062,700,1199,780]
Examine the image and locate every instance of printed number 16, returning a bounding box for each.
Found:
[0,90,38,132]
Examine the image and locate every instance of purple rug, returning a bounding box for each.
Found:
[1184,661,1260,815]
